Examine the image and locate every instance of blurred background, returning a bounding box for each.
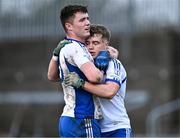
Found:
[0,0,180,137]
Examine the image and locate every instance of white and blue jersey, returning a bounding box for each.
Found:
[98,58,131,133]
[58,38,101,137]
[59,38,97,118]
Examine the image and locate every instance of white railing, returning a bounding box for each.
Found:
[146,99,180,137]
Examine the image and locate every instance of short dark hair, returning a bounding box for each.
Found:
[60,5,88,31]
[90,24,111,43]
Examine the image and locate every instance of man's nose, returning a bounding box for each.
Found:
[86,19,90,26]
[88,44,94,49]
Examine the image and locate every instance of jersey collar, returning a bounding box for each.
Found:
[65,37,85,45]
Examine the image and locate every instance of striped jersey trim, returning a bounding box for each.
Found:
[84,118,94,138]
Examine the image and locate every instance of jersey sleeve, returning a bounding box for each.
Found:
[105,59,127,86]
[63,42,93,68]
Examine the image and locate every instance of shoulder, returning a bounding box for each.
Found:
[106,59,127,82]
[64,41,85,51]
[109,58,123,67]
[61,41,80,54]
[108,58,126,73]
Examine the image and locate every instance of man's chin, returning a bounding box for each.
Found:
[91,55,96,59]
[84,33,90,38]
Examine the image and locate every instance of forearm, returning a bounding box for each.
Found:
[63,71,119,98]
[83,81,119,99]
[47,57,60,82]
[80,61,103,83]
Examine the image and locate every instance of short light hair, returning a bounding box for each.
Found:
[90,24,111,43]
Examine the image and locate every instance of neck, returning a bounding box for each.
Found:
[65,36,85,45]
[66,34,85,43]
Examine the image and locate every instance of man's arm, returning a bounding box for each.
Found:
[47,57,103,83]
[47,40,71,82]
[47,40,104,83]
[80,50,111,83]
[47,57,59,82]
[47,56,103,83]
[80,61,103,83]
[83,81,119,99]
[64,72,119,99]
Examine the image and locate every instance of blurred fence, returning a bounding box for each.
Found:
[0,0,180,41]
[0,90,150,137]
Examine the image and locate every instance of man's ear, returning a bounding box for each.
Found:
[103,39,109,45]
[65,22,73,31]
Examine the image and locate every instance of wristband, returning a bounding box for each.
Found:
[52,55,58,61]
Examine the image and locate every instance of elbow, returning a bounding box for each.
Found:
[87,73,102,83]
[88,76,101,83]
[104,90,117,99]
[47,72,53,81]
[47,72,58,82]
[106,93,115,99]
[103,83,119,99]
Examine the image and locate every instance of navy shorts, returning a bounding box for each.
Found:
[101,128,132,138]
[59,116,101,137]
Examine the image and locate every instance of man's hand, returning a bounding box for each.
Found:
[94,50,110,72]
[107,46,119,59]
[53,39,71,57]
[64,72,85,89]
